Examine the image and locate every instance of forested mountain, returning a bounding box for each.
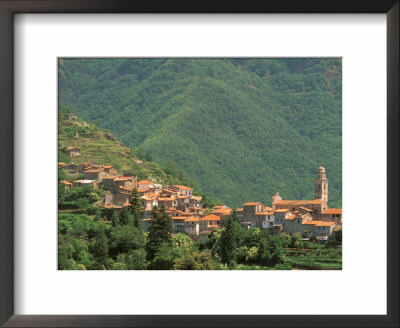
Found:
[58,58,342,208]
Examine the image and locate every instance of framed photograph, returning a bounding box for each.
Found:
[0,1,398,327]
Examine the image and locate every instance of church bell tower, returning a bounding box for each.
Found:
[315,166,328,209]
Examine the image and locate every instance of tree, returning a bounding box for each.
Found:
[219,217,238,265]
[111,210,120,227]
[120,206,133,225]
[129,188,143,230]
[145,205,172,262]
[109,224,144,258]
[90,225,109,270]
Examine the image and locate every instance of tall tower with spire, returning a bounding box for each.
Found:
[315,166,328,210]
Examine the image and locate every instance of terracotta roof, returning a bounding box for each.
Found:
[302,220,319,225]
[85,169,102,173]
[104,165,114,169]
[236,208,243,212]
[115,176,134,181]
[201,214,221,221]
[256,212,267,216]
[299,207,313,212]
[171,216,187,220]
[212,208,232,215]
[65,147,80,151]
[266,212,275,215]
[315,221,336,227]
[103,176,119,180]
[58,162,66,165]
[285,214,296,220]
[185,217,199,222]
[243,202,262,206]
[138,188,149,193]
[265,207,273,211]
[275,199,322,205]
[170,185,193,191]
[59,180,72,185]
[138,180,150,184]
[322,208,342,215]
[274,209,291,213]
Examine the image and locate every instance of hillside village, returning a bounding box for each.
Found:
[60,141,342,244]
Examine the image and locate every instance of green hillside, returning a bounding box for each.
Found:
[58,105,208,193]
[58,58,342,208]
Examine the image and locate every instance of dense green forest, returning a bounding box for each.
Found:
[59,58,342,208]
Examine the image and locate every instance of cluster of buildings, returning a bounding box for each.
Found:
[59,159,342,243]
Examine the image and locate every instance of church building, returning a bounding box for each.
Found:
[271,166,329,219]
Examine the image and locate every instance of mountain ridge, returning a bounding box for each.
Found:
[58,58,342,208]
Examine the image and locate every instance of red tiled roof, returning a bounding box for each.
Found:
[275,199,322,205]
[322,208,342,215]
[243,202,262,206]
[200,214,221,221]
[274,209,290,213]
[170,185,193,191]
[59,180,72,185]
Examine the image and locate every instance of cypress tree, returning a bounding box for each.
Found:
[220,216,238,265]
[111,210,120,227]
[120,206,133,225]
[90,225,109,270]
[129,187,143,230]
[145,205,172,262]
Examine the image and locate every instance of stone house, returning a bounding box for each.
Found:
[176,195,190,211]
[137,180,151,190]
[69,113,77,120]
[274,208,292,229]
[260,211,276,228]
[302,220,336,237]
[62,163,79,175]
[141,196,158,212]
[102,176,119,191]
[199,214,221,233]
[161,187,180,198]
[284,211,313,234]
[65,147,80,157]
[242,202,265,228]
[112,190,130,206]
[171,216,187,233]
[321,208,342,225]
[78,162,96,172]
[184,217,200,237]
[73,179,98,189]
[114,176,136,190]
[103,165,118,175]
[157,197,178,210]
[169,185,193,197]
[84,169,108,182]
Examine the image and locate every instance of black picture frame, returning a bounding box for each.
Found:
[0,1,398,327]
